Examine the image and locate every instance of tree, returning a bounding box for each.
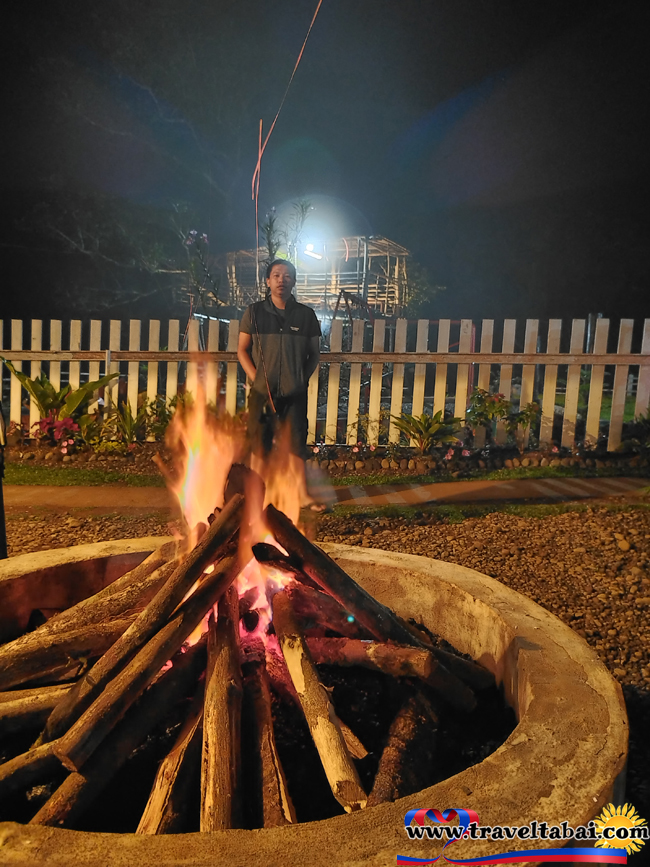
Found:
[404,262,446,318]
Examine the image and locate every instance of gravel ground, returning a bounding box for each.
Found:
[4,504,649,820]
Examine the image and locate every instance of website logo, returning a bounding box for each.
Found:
[397,803,648,865]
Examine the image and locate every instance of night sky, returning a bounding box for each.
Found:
[1,1,648,320]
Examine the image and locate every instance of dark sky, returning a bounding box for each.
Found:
[1,0,648,320]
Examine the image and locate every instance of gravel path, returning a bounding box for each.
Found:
[4,504,649,820]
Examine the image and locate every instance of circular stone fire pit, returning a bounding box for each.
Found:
[0,539,628,866]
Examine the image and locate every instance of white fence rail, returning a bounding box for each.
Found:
[2,317,650,451]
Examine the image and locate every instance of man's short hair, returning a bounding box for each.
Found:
[265,258,296,281]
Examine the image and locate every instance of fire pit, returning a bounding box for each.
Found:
[0,534,627,866]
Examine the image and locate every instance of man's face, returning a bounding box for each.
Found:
[266,264,295,307]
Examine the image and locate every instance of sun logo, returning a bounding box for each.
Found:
[594,803,648,855]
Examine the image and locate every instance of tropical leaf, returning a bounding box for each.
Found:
[392,410,461,455]
[59,372,119,418]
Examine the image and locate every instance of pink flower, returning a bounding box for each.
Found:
[462,449,470,457]
[61,447,67,454]
[552,446,559,453]
[68,439,74,445]
[444,448,454,461]
[352,446,359,453]
[312,447,320,454]
[369,445,376,451]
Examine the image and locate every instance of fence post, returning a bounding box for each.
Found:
[146,320,161,423]
[635,319,650,419]
[539,320,562,446]
[367,320,386,445]
[206,318,219,407]
[584,319,609,446]
[346,320,365,445]
[607,319,634,452]
[388,318,407,443]
[49,320,62,393]
[186,319,200,401]
[495,319,516,444]
[561,319,586,448]
[68,321,82,393]
[107,321,121,407]
[29,320,43,431]
[325,320,342,444]
[474,320,494,448]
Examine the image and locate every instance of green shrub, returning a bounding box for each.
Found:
[391,410,461,455]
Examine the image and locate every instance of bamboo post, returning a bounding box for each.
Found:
[584,318,610,445]
[607,319,634,452]
[634,319,650,418]
[495,319,516,444]
[325,319,343,444]
[346,320,365,445]
[519,319,539,450]
[87,320,102,413]
[388,318,408,443]
[539,319,562,446]
[225,320,239,416]
[474,320,494,448]
[561,319,586,448]
[432,320,450,417]
[0,742,61,801]
[201,586,243,831]
[272,591,367,813]
[367,320,386,445]
[411,319,429,420]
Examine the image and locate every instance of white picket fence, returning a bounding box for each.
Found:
[2,317,650,451]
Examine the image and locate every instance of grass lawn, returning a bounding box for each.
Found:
[3,463,165,487]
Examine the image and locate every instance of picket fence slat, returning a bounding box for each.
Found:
[539,320,562,445]
[608,319,634,452]
[10,320,22,425]
[433,319,450,417]
[585,319,610,445]
[636,319,650,419]
[346,320,365,445]
[325,319,342,444]
[2,317,650,453]
[561,319,586,448]
[367,320,386,445]
[519,319,539,450]
[496,319,516,444]
[388,318,408,443]
[30,321,42,432]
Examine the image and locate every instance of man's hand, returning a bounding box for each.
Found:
[237,331,257,385]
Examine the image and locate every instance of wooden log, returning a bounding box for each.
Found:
[0,617,137,692]
[367,693,438,807]
[136,681,204,835]
[41,495,244,745]
[265,505,476,712]
[251,543,320,590]
[201,586,242,831]
[0,685,72,736]
[31,638,207,827]
[243,657,296,827]
[272,590,367,813]
[53,555,240,772]
[287,585,374,640]
[337,721,368,760]
[0,742,61,801]
[0,560,177,692]
[305,637,484,702]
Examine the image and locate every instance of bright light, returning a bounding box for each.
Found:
[305,243,314,251]
[304,249,322,260]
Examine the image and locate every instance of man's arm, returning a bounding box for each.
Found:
[237,331,257,384]
[304,335,320,382]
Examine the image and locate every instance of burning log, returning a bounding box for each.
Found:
[0,742,61,801]
[243,656,296,827]
[0,563,177,694]
[0,617,137,692]
[287,585,373,640]
[40,494,244,745]
[30,638,207,828]
[367,693,438,807]
[265,506,476,712]
[136,681,205,835]
[251,543,320,591]
[53,555,241,772]
[305,637,474,706]
[0,685,72,737]
[200,587,242,831]
[272,590,367,813]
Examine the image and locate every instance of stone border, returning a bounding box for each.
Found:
[0,540,628,866]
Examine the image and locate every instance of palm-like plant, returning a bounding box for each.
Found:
[392,410,461,456]
[2,360,118,420]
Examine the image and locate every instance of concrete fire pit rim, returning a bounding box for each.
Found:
[0,539,628,867]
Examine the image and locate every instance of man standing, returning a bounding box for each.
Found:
[237,259,322,507]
